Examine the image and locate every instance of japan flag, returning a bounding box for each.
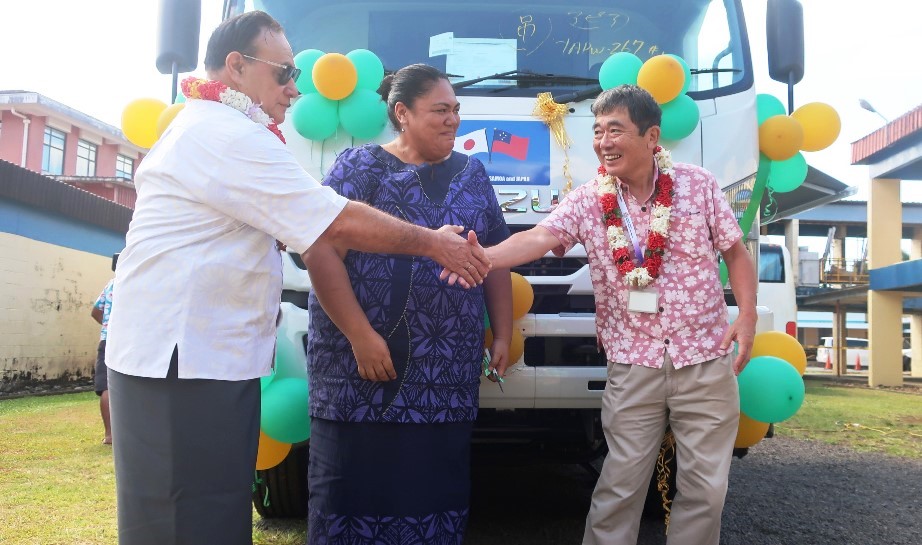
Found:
[453,128,489,156]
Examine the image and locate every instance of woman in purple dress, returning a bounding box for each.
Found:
[304,64,513,544]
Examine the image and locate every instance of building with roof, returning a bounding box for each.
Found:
[1,159,130,387]
[0,91,145,208]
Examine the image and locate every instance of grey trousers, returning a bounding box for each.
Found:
[583,352,739,545]
[108,350,261,545]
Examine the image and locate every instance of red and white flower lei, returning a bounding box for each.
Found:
[598,146,675,288]
[181,77,285,143]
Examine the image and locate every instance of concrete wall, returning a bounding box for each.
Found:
[0,197,125,385]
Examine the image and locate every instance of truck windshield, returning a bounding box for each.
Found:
[230,0,752,99]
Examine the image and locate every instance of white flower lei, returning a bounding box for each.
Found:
[218,88,273,127]
[597,146,675,289]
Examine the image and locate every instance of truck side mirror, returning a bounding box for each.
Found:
[766,0,804,89]
[156,0,202,76]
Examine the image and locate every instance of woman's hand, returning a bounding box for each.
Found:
[488,337,512,380]
[351,330,397,381]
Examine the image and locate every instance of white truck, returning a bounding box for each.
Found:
[188,0,814,518]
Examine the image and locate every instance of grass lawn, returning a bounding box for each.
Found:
[1,383,919,544]
[776,381,922,458]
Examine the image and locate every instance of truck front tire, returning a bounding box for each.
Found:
[252,442,310,518]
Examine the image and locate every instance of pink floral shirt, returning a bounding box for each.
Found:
[539,162,743,369]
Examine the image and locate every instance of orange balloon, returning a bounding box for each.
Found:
[758,115,804,161]
[791,102,841,152]
[637,55,685,104]
[734,413,770,449]
[484,327,494,349]
[256,430,291,470]
[155,103,185,138]
[510,272,534,320]
[508,328,525,364]
[312,53,358,100]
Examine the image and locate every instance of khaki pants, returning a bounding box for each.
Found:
[583,352,739,545]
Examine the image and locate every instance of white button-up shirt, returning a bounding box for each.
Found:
[106,100,347,380]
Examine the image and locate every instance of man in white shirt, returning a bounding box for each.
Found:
[104,11,490,545]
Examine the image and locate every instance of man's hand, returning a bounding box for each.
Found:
[432,226,490,288]
[720,312,757,375]
[352,330,397,382]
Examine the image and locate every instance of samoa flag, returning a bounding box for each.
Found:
[491,128,529,160]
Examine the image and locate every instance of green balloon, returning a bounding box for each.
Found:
[260,373,275,392]
[599,52,642,90]
[291,93,339,141]
[173,93,186,104]
[294,49,324,95]
[767,152,808,193]
[756,94,786,125]
[738,356,805,423]
[483,308,491,330]
[666,54,692,95]
[339,88,387,140]
[274,334,307,381]
[261,378,311,443]
[346,49,385,91]
[660,94,699,141]
[719,260,729,286]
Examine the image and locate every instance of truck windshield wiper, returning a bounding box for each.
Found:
[452,70,597,90]
[551,68,742,104]
[690,68,742,75]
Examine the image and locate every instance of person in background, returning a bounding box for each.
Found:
[90,255,117,445]
[454,85,757,545]
[304,64,513,545]
[104,13,490,545]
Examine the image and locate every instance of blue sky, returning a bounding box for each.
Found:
[1,0,919,201]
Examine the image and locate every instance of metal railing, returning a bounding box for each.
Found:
[819,258,869,285]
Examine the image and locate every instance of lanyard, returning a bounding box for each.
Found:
[616,188,644,263]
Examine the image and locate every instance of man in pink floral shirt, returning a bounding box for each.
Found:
[480,86,756,545]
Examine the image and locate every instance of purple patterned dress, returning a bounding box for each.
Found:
[306,144,509,544]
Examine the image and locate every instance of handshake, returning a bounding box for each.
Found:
[431,225,491,289]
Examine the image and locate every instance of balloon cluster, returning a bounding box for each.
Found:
[734,331,808,448]
[757,95,841,193]
[290,49,389,141]
[120,98,185,149]
[598,52,698,141]
[484,272,534,364]
[255,334,311,470]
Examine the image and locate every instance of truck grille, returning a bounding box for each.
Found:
[512,256,588,277]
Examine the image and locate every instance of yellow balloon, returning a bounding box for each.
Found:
[791,102,841,152]
[312,53,358,100]
[751,331,807,375]
[256,430,292,470]
[484,327,494,349]
[508,328,525,364]
[734,413,770,449]
[636,55,685,104]
[758,115,804,161]
[510,272,534,320]
[155,103,185,138]
[121,98,168,149]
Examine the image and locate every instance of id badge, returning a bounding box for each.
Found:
[627,288,659,313]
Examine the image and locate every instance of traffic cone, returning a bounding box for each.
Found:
[825,356,832,370]
[854,353,862,372]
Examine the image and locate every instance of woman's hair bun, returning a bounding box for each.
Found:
[377,74,395,101]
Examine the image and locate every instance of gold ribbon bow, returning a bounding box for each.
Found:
[532,92,574,194]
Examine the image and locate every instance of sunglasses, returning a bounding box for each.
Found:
[242,54,301,85]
